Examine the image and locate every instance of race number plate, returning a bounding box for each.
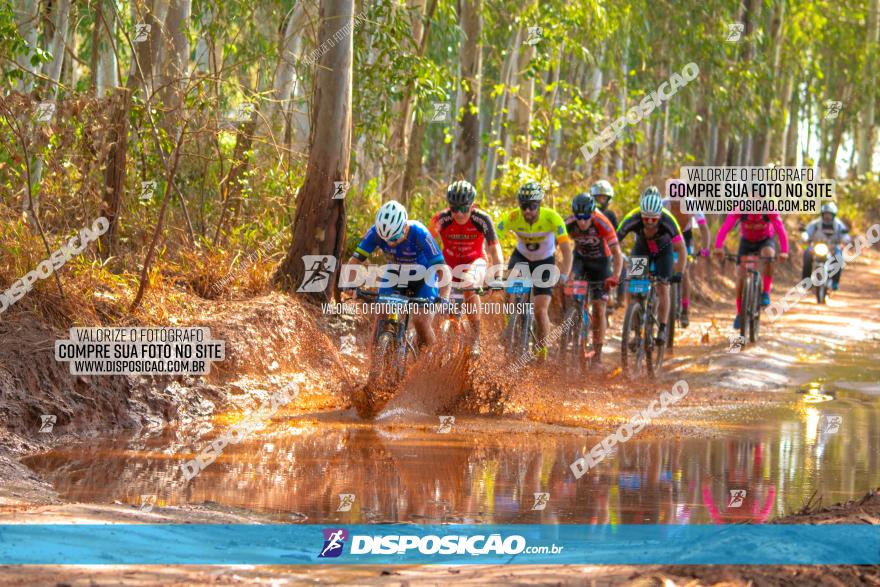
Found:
[628,279,651,294]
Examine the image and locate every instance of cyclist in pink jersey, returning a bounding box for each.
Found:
[713,212,789,329]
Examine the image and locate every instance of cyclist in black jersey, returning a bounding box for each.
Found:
[616,187,688,345]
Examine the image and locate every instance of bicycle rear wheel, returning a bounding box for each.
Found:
[646,297,664,378]
[740,277,750,341]
[666,282,680,350]
[621,300,646,375]
[749,275,761,343]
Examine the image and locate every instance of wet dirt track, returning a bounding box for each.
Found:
[2,251,880,585]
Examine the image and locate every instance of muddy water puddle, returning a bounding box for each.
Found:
[24,388,879,524]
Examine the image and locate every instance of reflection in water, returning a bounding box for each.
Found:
[24,393,880,525]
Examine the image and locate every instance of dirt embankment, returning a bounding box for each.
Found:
[0,293,349,506]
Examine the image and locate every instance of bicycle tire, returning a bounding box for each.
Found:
[740,276,750,340]
[667,282,680,350]
[621,300,646,375]
[749,275,761,343]
[646,292,663,378]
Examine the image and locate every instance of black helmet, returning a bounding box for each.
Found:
[572,193,596,215]
[516,181,545,205]
[446,180,477,207]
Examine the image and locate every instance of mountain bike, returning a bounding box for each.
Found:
[349,289,433,417]
[502,278,536,360]
[726,253,763,343]
[556,279,606,372]
[620,257,665,379]
[436,285,501,361]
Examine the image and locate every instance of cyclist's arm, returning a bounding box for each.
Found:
[696,215,710,254]
[350,228,380,264]
[769,214,789,254]
[473,210,504,266]
[616,208,640,243]
[559,239,574,278]
[673,238,687,274]
[610,241,623,279]
[713,214,739,251]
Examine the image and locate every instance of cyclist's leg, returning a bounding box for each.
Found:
[681,229,693,321]
[412,280,437,348]
[583,257,610,351]
[653,247,674,341]
[460,258,487,344]
[530,255,557,354]
[735,238,756,316]
[759,238,777,303]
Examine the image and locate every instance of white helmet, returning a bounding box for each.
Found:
[375,201,408,241]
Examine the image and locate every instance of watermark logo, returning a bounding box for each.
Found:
[531,492,549,510]
[431,102,450,123]
[337,493,356,512]
[726,23,744,42]
[139,494,157,513]
[727,334,745,353]
[525,26,543,45]
[0,216,110,316]
[767,224,880,322]
[629,256,648,277]
[727,489,747,508]
[438,416,455,433]
[140,180,157,201]
[39,414,57,433]
[319,528,348,558]
[581,62,699,162]
[35,102,55,123]
[298,255,338,293]
[820,415,842,434]
[570,380,690,479]
[332,181,350,200]
[133,23,151,43]
[824,101,842,120]
[339,334,356,356]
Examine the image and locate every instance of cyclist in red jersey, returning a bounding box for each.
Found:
[713,207,789,329]
[429,180,503,355]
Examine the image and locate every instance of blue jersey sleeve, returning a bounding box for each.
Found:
[353,227,381,261]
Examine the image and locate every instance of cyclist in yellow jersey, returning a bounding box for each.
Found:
[497,181,573,357]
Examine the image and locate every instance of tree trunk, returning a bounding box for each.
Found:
[386,0,429,199]
[858,0,880,174]
[265,3,308,144]
[510,37,534,164]
[160,0,192,135]
[13,0,40,93]
[784,81,799,166]
[275,0,353,299]
[452,0,481,182]
[99,87,132,256]
[402,115,428,202]
[96,0,119,95]
[483,26,520,194]
[43,0,71,96]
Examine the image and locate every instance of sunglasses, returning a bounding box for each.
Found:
[384,230,405,243]
[451,205,471,214]
[520,202,539,211]
[575,213,592,221]
[642,215,660,224]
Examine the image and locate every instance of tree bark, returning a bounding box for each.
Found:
[43,0,71,96]
[13,0,40,93]
[483,26,520,194]
[275,0,353,299]
[858,0,880,174]
[452,0,481,182]
[265,3,308,145]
